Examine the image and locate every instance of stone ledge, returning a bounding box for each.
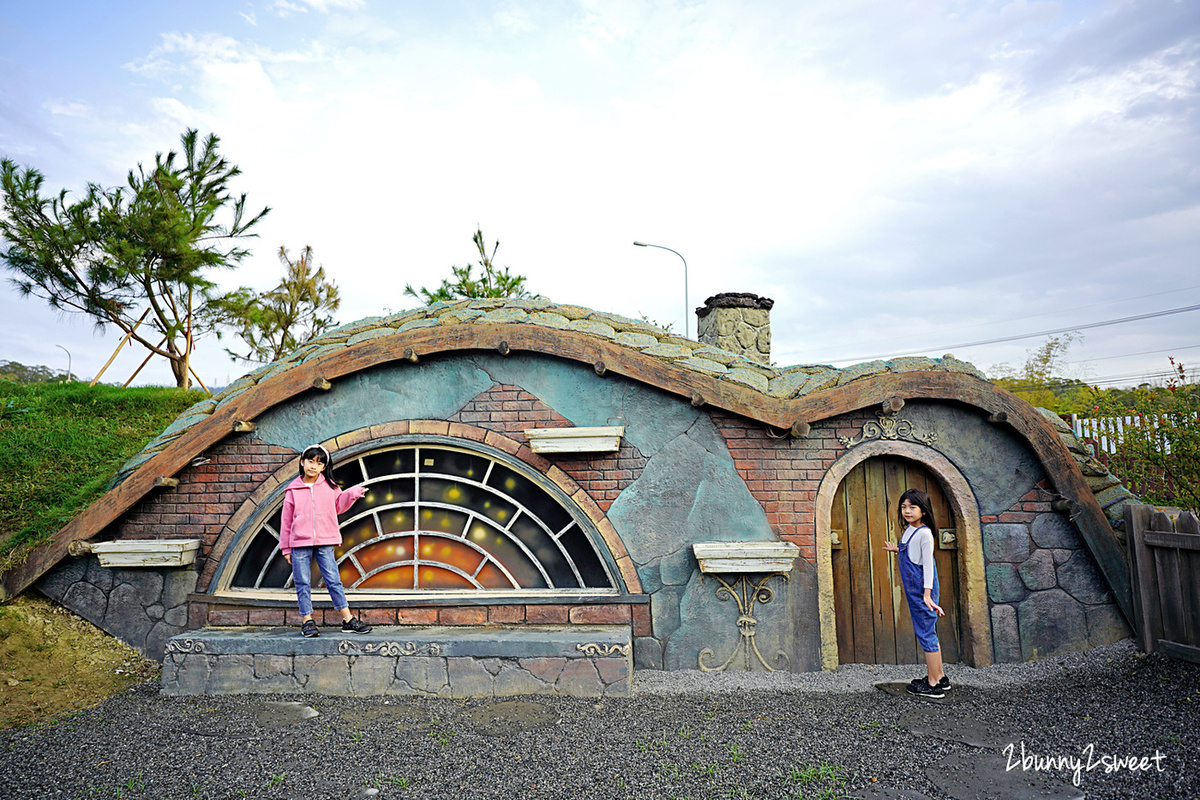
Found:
[161,624,631,698]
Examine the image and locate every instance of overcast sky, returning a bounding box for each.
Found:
[1,0,1197,389]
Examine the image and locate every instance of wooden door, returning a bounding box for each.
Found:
[831,457,961,664]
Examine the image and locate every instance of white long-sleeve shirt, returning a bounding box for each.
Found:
[900,524,937,590]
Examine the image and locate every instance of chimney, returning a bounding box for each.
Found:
[695,292,773,365]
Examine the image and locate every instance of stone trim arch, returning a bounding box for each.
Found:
[199,420,642,597]
[814,440,991,670]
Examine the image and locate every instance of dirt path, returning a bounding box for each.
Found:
[0,594,158,728]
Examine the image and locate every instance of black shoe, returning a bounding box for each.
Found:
[906,678,945,699]
[300,620,319,638]
[341,616,372,634]
[910,674,951,692]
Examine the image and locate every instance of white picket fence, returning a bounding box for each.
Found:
[1067,414,1149,456]
[1066,412,1195,456]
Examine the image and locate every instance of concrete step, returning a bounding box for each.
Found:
[162,624,631,698]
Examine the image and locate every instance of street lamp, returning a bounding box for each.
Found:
[633,241,689,339]
[55,344,72,382]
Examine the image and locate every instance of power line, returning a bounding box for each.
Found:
[1065,343,1200,366]
[829,303,1200,364]
[807,283,1200,360]
[999,369,1182,392]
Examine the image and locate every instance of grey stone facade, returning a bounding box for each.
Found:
[982,517,1129,661]
[161,625,631,698]
[695,293,773,365]
[37,554,198,661]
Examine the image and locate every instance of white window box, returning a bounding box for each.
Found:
[524,426,624,454]
[70,539,201,568]
[693,542,801,574]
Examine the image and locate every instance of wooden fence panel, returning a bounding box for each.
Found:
[1126,504,1200,662]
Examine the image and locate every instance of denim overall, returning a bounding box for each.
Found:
[899,527,941,653]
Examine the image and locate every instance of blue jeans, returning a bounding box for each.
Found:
[290,545,348,616]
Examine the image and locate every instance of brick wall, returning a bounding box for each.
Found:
[979,480,1056,523]
[449,384,648,512]
[196,601,653,636]
[115,438,297,563]
[711,408,858,564]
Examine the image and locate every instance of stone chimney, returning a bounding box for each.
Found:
[695,292,773,364]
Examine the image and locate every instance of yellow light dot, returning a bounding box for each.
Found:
[495,510,508,520]
[385,492,394,502]
[422,544,433,555]
[446,486,462,501]
[440,546,451,557]
[422,509,433,520]
[504,478,516,490]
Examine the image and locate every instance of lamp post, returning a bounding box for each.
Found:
[55,344,72,382]
[632,241,689,339]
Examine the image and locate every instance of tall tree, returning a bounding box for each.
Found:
[0,129,269,388]
[213,245,341,363]
[404,227,528,303]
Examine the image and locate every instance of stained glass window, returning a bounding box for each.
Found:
[227,444,615,592]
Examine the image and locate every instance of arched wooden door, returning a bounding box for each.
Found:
[831,456,961,665]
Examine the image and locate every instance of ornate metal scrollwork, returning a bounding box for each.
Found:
[165,639,206,655]
[337,640,442,656]
[698,573,790,673]
[837,411,937,448]
[576,643,630,657]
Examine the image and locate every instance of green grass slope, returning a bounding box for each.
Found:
[0,382,205,572]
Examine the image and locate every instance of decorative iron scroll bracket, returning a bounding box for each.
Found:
[837,410,937,448]
[576,643,630,657]
[337,640,442,656]
[698,572,790,673]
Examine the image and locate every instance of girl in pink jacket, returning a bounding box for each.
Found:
[280,444,372,638]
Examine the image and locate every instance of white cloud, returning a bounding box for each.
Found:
[42,100,90,117]
[270,0,365,15]
[3,0,1198,388]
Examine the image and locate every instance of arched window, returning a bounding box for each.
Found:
[228,444,616,592]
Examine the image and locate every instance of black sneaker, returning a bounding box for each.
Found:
[906,678,945,699]
[341,616,372,634]
[910,675,952,692]
[300,619,319,638]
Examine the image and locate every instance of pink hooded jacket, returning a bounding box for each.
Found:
[278,476,366,555]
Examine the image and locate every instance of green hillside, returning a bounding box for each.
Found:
[0,382,205,572]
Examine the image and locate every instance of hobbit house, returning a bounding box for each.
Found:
[9,295,1137,697]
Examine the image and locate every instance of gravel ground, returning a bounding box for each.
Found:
[3,639,1197,800]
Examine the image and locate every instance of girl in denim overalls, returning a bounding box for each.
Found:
[883,488,948,697]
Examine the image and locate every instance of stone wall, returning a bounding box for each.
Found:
[37,555,198,661]
[981,485,1131,661]
[162,625,632,698]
